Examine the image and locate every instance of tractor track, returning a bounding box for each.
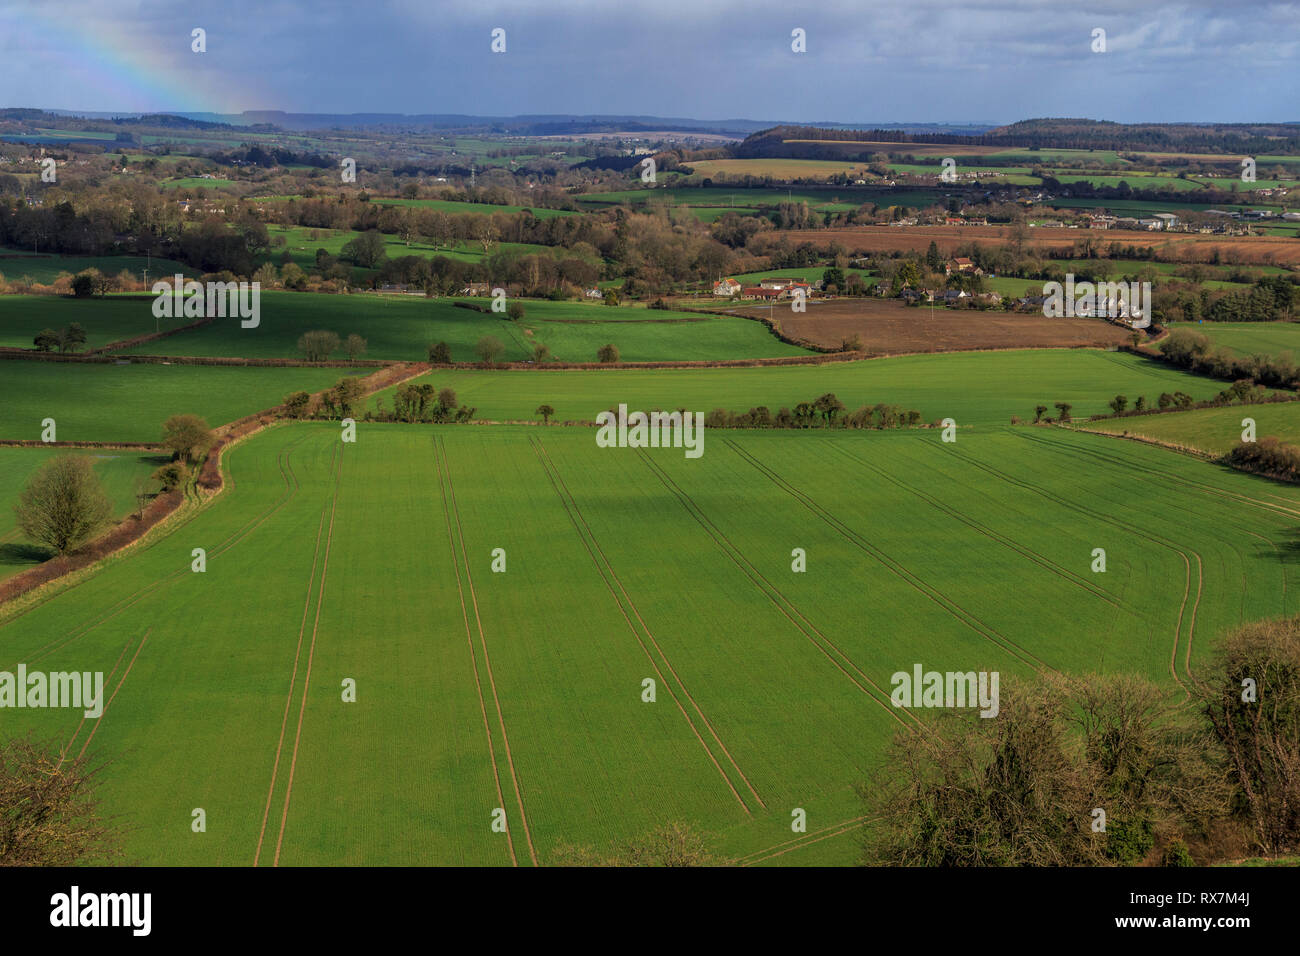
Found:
[634,448,920,733]
[529,435,763,815]
[438,435,539,865]
[724,439,1054,675]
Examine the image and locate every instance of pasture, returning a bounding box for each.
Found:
[1083,402,1300,455]
[0,447,164,580]
[0,422,1293,865]
[0,361,360,443]
[101,292,806,363]
[372,349,1224,425]
[1171,321,1300,362]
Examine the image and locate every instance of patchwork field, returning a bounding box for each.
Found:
[373,350,1224,425]
[0,361,361,443]
[1,422,1293,865]
[1171,321,1300,362]
[0,293,806,364]
[730,298,1135,353]
[1083,402,1300,454]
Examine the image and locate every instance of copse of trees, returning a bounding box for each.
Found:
[696,394,924,430]
[860,614,1300,866]
[32,323,87,354]
[381,382,475,423]
[161,414,213,464]
[1226,435,1300,482]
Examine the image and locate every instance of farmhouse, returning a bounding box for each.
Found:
[459,282,490,296]
[944,257,981,276]
[712,277,741,296]
[741,286,782,301]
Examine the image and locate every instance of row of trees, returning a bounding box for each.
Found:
[297,330,368,362]
[697,394,924,430]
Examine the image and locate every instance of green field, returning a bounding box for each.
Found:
[263,224,553,272]
[1083,402,1300,454]
[372,349,1224,425]
[0,255,200,287]
[1171,321,1300,362]
[0,361,361,443]
[371,198,577,218]
[86,292,805,363]
[0,446,165,580]
[0,421,1293,864]
[0,294,200,350]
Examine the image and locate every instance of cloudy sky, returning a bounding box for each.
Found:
[2,0,1297,124]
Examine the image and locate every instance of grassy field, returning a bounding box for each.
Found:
[0,294,201,350]
[0,362,361,443]
[1083,402,1300,454]
[97,292,806,363]
[371,349,1224,425]
[370,198,577,218]
[1170,321,1300,361]
[262,224,555,273]
[0,446,165,580]
[0,254,200,286]
[0,421,1292,865]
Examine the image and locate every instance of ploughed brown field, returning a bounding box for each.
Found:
[731,297,1134,353]
[772,225,1300,267]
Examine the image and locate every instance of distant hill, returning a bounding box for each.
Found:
[734,119,1300,158]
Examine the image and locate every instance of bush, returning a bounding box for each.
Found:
[597,343,620,364]
[428,341,452,364]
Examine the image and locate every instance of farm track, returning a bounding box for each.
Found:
[738,815,873,866]
[272,441,342,867]
[633,448,920,733]
[254,483,331,867]
[1045,426,1300,522]
[529,435,764,815]
[723,439,1054,675]
[827,443,1124,611]
[437,435,539,865]
[58,630,137,766]
[2,435,308,670]
[433,437,520,867]
[71,629,150,763]
[943,438,1201,694]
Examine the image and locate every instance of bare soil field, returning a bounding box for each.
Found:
[774,225,1300,267]
[729,297,1134,353]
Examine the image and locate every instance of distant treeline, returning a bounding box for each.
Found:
[733,120,1300,160]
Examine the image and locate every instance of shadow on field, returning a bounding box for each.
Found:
[1272,530,1300,565]
[0,542,53,568]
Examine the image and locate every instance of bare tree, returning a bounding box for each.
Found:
[14,455,112,554]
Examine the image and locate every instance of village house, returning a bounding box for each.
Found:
[584,287,604,299]
[460,282,490,296]
[945,257,982,277]
[712,277,741,296]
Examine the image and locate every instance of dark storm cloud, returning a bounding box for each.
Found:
[2,0,1296,122]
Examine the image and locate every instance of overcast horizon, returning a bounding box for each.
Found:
[2,0,1298,125]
